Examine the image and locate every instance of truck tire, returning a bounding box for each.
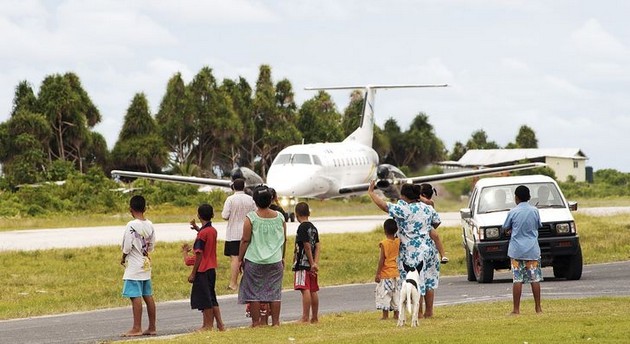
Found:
[552,260,567,279]
[466,248,476,281]
[565,244,583,280]
[473,248,494,283]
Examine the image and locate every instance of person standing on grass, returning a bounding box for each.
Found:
[503,185,543,315]
[184,204,225,331]
[292,202,321,324]
[374,218,400,320]
[120,195,157,337]
[367,181,436,298]
[416,183,448,319]
[238,185,286,327]
[222,178,256,291]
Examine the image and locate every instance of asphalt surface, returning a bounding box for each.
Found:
[1,207,628,252]
[1,261,629,344]
[0,213,462,252]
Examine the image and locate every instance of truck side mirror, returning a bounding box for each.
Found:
[568,201,578,211]
[460,208,472,219]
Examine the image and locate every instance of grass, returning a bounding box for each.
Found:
[120,297,630,344]
[1,213,629,320]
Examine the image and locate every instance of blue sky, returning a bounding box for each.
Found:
[1,0,628,171]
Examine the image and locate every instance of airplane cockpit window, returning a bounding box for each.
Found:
[272,154,291,165]
[312,155,323,165]
[292,154,312,164]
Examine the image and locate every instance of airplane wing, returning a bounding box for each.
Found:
[111,170,232,188]
[338,162,546,194]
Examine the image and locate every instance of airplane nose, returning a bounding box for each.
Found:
[267,166,324,198]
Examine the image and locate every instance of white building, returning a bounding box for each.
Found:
[441,148,589,182]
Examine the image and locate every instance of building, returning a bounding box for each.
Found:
[441,148,589,182]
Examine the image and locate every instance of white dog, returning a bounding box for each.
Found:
[397,263,422,327]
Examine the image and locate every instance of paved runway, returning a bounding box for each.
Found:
[0,206,626,252]
[0,213,462,252]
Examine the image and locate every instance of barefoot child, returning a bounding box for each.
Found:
[120,195,157,337]
[503,185,543,315]
[374,218,400,320]
[292,202,321,324]
[185,204,225,331]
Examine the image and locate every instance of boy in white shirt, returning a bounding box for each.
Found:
[120,195,157,337]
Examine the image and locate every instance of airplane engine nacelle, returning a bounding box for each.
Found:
[375,164,408,199]
[230,167,264,190]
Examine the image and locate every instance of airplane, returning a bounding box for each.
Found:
[111,84,544,214]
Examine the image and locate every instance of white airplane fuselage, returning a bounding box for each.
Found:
[266,141,379,199]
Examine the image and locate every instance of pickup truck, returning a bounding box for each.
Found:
[460,175,582,283]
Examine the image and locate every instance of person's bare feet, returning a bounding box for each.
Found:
[217,323,226,331]
[196,326,213,332]
[509,311,520,316]
[121,330,143,337]
[142,329,157,335]
[310,318,319,324]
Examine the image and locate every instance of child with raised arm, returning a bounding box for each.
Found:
[374,218,400,320]
[292,202,321,324]
[120,195,157,337]
[186,204,225,331]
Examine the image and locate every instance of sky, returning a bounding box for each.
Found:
[1,0,629,172]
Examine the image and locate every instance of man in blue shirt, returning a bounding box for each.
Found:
[503,185,543,315]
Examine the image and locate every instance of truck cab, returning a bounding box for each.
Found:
[460,175,582,283]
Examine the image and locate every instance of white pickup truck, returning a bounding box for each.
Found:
[460,175,582,283]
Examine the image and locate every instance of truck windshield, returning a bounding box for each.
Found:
[477,182,564,213]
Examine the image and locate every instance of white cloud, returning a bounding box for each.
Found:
[140,0,277,23]
[571,19,629,59]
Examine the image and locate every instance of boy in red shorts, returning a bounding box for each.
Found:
[292,202,321,324]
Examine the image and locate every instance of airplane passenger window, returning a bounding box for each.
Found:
[312,155,323,165]
[273,154,291,165]
[292,154,311,164]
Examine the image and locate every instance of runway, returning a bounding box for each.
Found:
[0,206,626,252]
[0,213,462,252]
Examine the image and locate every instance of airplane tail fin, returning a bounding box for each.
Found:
[305,84,447,147]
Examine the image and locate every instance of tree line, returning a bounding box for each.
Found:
[1,64,541,188]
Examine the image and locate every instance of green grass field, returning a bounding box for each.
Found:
[119,297,630,344]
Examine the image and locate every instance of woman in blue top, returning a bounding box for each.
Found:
[368,181,439,296]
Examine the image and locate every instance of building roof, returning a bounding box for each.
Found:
[453,148,588,167]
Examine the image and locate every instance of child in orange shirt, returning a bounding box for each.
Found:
[374,218,401,320]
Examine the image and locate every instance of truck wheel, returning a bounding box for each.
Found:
[466,249,476,281]
[565,244,583,280]
[552,260,567,279]
[473,248,494,283]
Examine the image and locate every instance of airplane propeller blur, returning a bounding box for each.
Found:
[112,84,544,203]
